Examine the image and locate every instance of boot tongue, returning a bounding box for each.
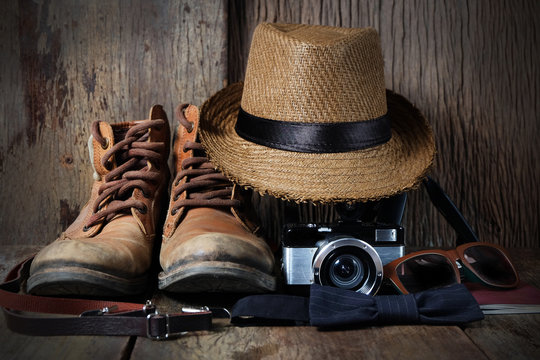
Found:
[88,121,140,180]
[109,121,156,203]
[89,121,115,180]
[112,125,130,166]
[192,137,206,158]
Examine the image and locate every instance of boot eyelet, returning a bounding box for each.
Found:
[83,225,90,232]
[171,208,178,216]
[101,138,109,150]
[137,205,148,214]
[173,194,180,201]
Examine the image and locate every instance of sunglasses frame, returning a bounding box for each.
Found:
[383,242,519,294]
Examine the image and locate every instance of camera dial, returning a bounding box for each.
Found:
[313,237,383,295]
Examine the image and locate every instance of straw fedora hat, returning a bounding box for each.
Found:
[199,23,435,203]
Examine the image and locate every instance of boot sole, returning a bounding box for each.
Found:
[158,261,276,293]
[27,266,148,296]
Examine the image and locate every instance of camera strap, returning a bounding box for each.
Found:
[0,257,214,339]
[230,177,484,326]
[423,177,479,245]
[0,177,481,336]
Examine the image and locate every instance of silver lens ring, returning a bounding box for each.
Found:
[313,238,383,295]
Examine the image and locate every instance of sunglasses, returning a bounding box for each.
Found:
[383,242,519,294]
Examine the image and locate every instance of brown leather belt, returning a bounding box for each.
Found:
[1,257,213,339]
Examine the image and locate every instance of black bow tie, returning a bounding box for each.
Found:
[231,284,484,327]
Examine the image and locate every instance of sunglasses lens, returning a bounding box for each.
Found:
[396,254,458,293]
[463,245,517,286]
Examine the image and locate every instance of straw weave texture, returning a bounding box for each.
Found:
[199,23,435,203]
[242,24,387,124]
[200,83,434,203]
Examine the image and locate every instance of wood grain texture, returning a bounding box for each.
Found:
[228,0,539,248]
[507,248,540,289]
[0,0,227,245]
[0,245,133,360]
[0,0,536,249]
[131,324,488,360]
[0,245,42,279]
[1,247,539,358]
[463,249,540,360]
[0,314,134,360]
[132,252,540,359]
[465,314,540,360]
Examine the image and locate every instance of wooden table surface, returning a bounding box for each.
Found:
[1,245,539,360]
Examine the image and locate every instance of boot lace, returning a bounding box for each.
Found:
[170,104,239,216]
[85,119,166,229]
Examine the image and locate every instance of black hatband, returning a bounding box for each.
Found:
[235,107,391,153]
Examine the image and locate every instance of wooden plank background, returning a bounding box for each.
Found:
[0,0,227,245]
[0,0,538,249]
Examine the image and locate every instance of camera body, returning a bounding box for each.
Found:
[281,221,404,295]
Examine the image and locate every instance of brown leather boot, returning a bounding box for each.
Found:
[27,106,170,296]
[159,104,276,293]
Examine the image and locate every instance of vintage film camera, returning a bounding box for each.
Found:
[281,194,407,295]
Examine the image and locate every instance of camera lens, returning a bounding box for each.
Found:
[313,238,383,295]
[329,254,364,289]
